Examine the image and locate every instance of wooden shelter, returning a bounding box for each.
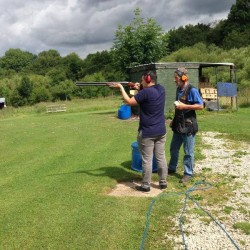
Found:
[129,62,236,112]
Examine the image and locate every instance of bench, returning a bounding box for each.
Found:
[46,104,66,113]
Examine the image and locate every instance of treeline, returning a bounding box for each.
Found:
[0,0,249,107]
[167,0,250,52]
[0,49,123,107]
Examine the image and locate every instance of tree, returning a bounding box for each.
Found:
[31,50,62,75]
[206,20,226,47]
[222,0,250,49]
[223,30,250,49]
[51,80,75,101]
[62,53,84,81]
[17,76,33,105]
[46,68,67,86]
[226,0,250,32]
[80,50,124,81]
[30,86,51,104]
[112,8,167,74]
[81,51,113,77]
[167,23,211,52]
[29,75,52,104]
[0,48,35,73]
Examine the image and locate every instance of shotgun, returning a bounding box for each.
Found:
[75,81,138,88]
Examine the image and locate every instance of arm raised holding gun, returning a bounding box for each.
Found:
[75,81,142,104]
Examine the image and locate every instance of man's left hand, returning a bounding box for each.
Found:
[107,82,122,89]
[175,101,186,110]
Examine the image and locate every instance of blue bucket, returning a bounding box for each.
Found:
[131,141,157,173]
[118,104,131,120]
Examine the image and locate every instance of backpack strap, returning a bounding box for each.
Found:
[176,84,193,103]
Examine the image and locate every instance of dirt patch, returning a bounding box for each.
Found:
[108,180,165,197]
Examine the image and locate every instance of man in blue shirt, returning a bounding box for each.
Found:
[169,67,203,183]
[111,71,168,192]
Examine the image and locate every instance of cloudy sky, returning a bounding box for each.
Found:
[0,0,235,59]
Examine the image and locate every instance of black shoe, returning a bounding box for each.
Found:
[160,183,167,190]
[135,185,150,192]
[168,168,176,174]
[179,175,192,183]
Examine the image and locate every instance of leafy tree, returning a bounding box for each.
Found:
[160,42,211,62]
[167,23,211,52]
[206,20,226,47]
[0,75,22,101]
[51,80,75,101]
[29,74,52,104]
[82,51,112,76]
[0,68,17,78]
[165,1,250,51]
[46,68,67,86]
[0,81,10,98]
[31,50,62,75]
[223,30,250,49]
[222,0,250,49]
[0,48,36,73]
[112,8,167,73]
[17,76,33,105]
[80,50,124,80]
[62,53,84,81]
[9,89,22,107]
[226,0,250,32]
[30,86,51,104]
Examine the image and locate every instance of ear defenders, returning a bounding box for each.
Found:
[175,69,188,81]
[144,73,151,83]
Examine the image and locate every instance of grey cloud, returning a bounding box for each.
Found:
[182,0,235,15]
[0,0,236,58]
[29,1,135,46]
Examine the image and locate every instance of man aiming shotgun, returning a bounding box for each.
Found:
[108,71,168,192]
[76,76,168,192]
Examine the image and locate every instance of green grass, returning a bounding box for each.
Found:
[198,108,250,142]
[233,222,250,235]
[0,99,249,249]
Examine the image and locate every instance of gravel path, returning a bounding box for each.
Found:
[167,132,250,250]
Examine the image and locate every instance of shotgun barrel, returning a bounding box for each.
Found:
[75,82,130,87]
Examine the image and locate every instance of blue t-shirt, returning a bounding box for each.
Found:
[177,85,203,105]
[134,84,166,138]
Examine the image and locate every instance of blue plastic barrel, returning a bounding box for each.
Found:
[118,104,131,120]
[131,141,157,172]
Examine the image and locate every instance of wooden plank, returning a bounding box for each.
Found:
[202,93,217,99]
[47,104,66,113]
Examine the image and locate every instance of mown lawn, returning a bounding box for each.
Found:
[0,99,249,249]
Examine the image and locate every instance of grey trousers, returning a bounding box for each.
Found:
[137,133,168,187]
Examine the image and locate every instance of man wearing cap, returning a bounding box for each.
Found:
[168,67,203,183]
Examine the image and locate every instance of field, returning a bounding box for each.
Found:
[0,98,249,249]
